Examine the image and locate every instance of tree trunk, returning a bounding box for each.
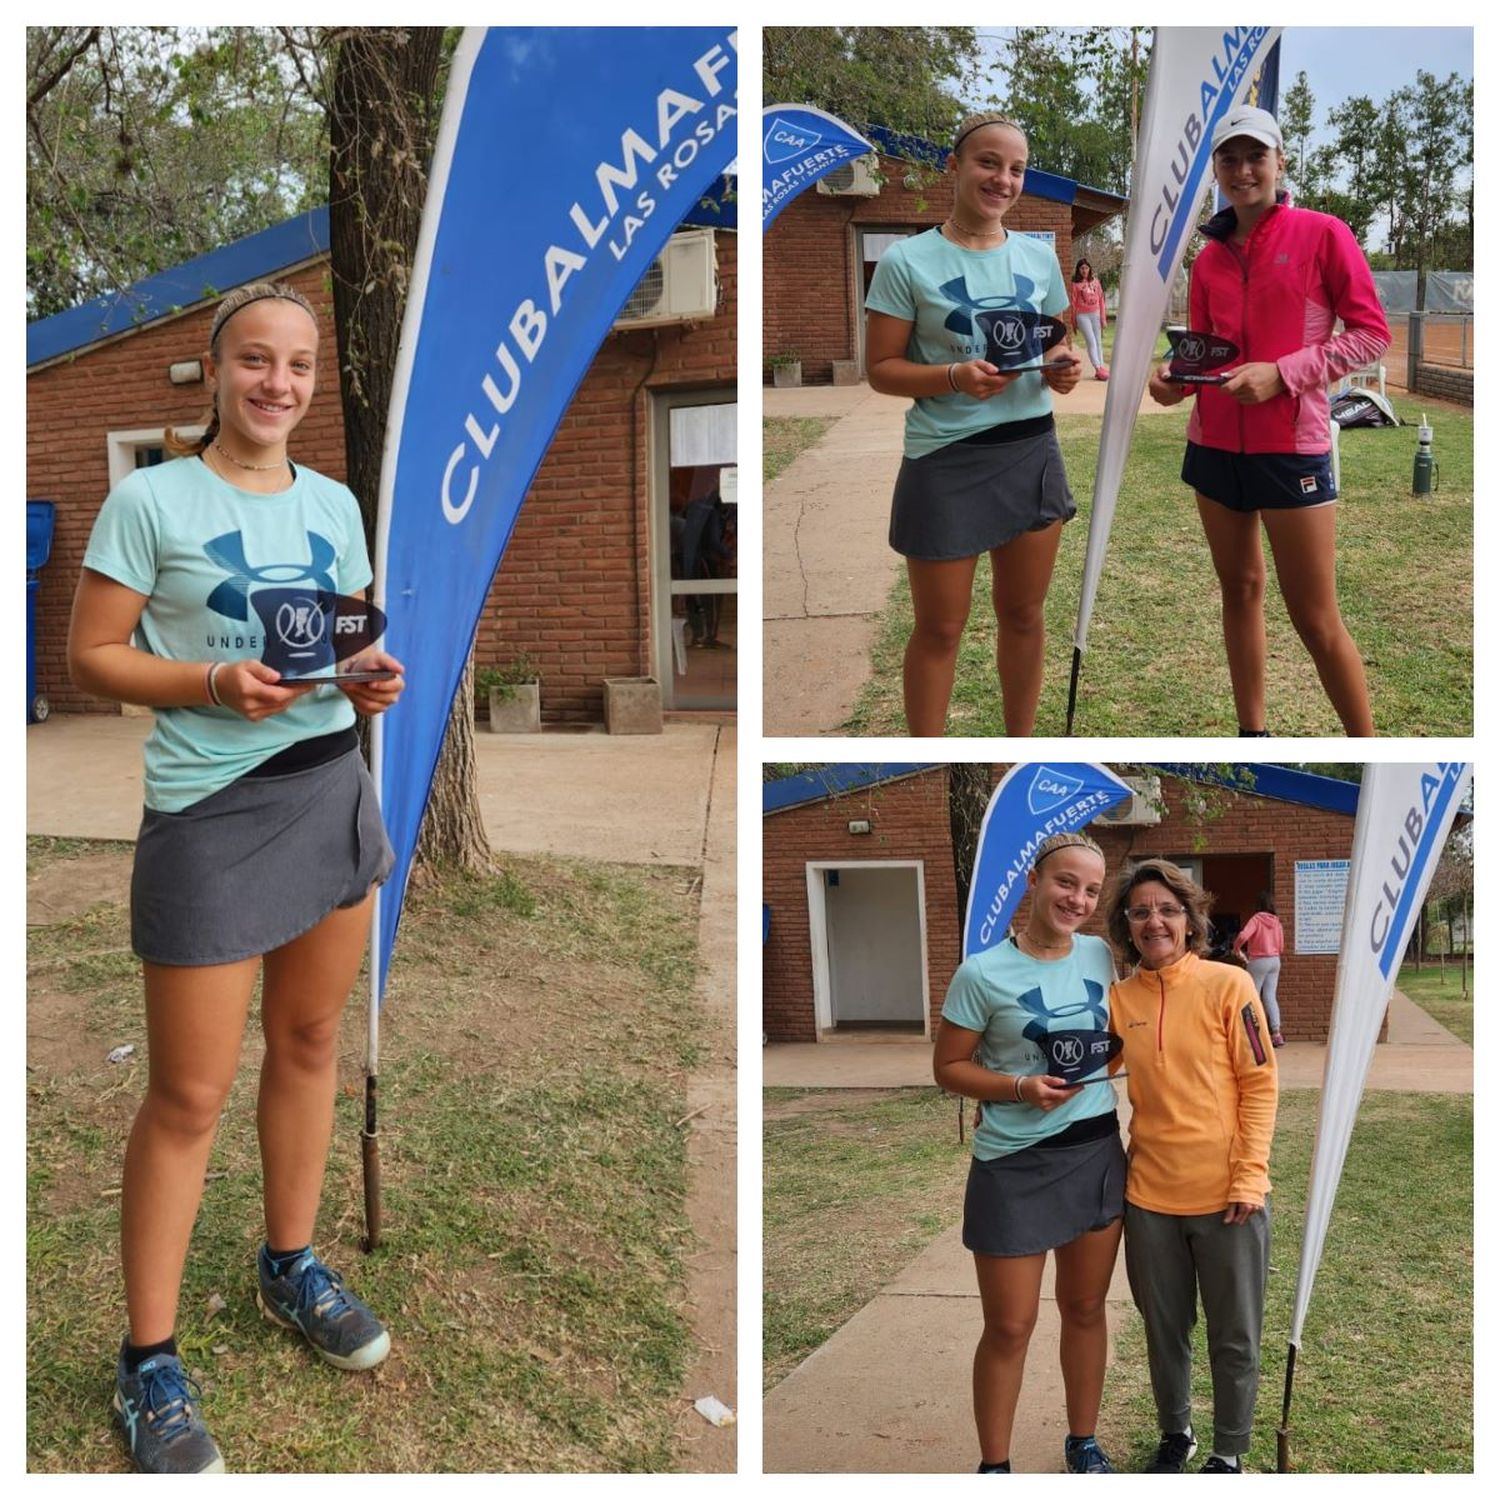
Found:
[948,763,993,923]
[327,27,491,873]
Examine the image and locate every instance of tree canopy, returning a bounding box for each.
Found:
[26,27,330,318]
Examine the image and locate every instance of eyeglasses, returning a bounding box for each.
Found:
[1125,903,1187,923]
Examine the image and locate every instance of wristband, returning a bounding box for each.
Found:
[1013,1073,1027,1104]
[206,661,225,707]
[946,362,960,393]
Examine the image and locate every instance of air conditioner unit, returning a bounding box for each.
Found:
[613,227,717,329]
[1093,775,1162,827]
[816,155,881,197]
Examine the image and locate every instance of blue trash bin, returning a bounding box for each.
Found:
[27,500,56,723]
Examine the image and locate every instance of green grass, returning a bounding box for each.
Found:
[762,1087,970,1389]
[1395,960,1473,1045]
[28,839,707,1473]
[764,416,836,483]
[1104,1089,1472,1474]
[845,393,1471,736]
[763,1086,1472,1473]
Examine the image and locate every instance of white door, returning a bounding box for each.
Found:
[825,866,924,1028]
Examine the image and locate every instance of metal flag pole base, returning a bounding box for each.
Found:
[361,1074,381,1253]
[1276,1341,1298,1472]
[1065,646,1083,735]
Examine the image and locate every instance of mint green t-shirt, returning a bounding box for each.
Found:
[942,933,1118,1161]
[82,457,371,812]
[865,227,1069,457]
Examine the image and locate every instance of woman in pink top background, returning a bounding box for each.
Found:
[1069,259,1108,380]
[1232,893,1285,1046]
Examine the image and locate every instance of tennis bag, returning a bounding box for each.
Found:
[1331,389,1400,428]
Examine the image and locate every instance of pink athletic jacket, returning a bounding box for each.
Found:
[1185,201,1390,455]
[1231,911,1284,960]
[1070,278,1107,326]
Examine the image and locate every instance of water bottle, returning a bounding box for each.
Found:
[1412,415,1438,496]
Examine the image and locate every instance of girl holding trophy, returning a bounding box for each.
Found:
[68,281,404,1472]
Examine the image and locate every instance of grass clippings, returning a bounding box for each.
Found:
[28,838,706,1474]
[845,393,1471,736]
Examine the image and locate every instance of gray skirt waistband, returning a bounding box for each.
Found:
[131,745,393,967]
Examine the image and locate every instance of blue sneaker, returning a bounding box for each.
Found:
[113,1344,226,1473]
[256,1246,391,1371]
[1065,1435,1115,1473]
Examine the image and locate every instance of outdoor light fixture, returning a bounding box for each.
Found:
[169,359,203,385]
[848,819,872,835]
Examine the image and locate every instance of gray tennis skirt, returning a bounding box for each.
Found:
[890,427,1076,561]
[963,1130,1126,1257]
[131,746,394,967]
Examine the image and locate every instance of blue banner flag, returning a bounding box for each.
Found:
[763,104,876,227]
[963,763,1133,959]
[372,27,738,1000]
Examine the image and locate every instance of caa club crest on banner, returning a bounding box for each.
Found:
[764,116,819,164]
[1028,766,1086,816]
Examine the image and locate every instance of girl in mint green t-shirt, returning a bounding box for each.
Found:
[69,282,406,1473]
[865,113,1084,736]
[934,832,1125,1474]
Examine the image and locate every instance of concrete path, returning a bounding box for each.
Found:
[762,377,1165,736]
[26,715,721,864]
[763,989,1471,1472]
[764,988,1473,1094]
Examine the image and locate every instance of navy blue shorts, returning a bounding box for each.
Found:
[1183,442,1337,513]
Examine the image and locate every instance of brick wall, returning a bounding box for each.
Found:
[28,235,736,723]
[1412,363,1473,407]
[763,153,1074,385]
[763,766,1363,1044]
[763,767,961,1042]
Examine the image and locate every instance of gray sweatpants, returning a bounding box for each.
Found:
[1123,1200,1271,1456]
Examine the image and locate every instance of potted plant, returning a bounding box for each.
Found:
[769,350,802,388]
[477,653,541,733]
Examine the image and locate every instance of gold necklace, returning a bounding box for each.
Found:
[945,216,1006,246]
[1017,930,1072,958]
[212,440,288,473]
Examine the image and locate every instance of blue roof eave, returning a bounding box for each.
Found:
[28,207,331,369]
[763,763,941,814]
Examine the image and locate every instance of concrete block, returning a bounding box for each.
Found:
[830,360,860,387]
[604,676,663,734]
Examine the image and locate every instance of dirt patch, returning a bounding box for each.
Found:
[763,1088,897,1121]
[27,851,134,926]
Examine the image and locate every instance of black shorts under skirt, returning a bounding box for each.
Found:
[963,1130,1126,1258]
[131,746,394,967]
[890,426,1076,560]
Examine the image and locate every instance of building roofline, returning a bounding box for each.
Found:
[28,208,332,370]
[864,123,1126,210]
[763,763,941,814]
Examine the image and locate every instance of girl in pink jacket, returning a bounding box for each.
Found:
[1148,104,1389,737]
[1070,260,1108,380]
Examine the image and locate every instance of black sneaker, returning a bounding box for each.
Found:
[113,1344,225,1473]
[1201,1455,1243,1473]
[1146,1429,1198,1473]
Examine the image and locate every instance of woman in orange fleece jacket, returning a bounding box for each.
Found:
[1105,859,1277,1473]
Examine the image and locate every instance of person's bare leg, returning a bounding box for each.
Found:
[904,554,979,736]
[121,959,259,1343]
[973,1250,1047,1466]
[1053,1218,1124,1438]
[1261,504,1375,736]
[258,894,373,1251]
[990,522,1064,736]
[1195,495,1267,731]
